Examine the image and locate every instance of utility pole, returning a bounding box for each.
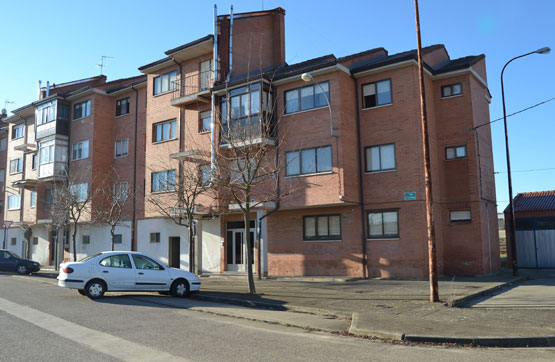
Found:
[414,0,439,303]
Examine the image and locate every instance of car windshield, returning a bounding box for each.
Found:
[7,251,21,259]
[79,253,102,262]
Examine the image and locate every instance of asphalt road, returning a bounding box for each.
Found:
[1,274,554,362]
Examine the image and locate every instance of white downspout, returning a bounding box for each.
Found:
[226,5,233,82]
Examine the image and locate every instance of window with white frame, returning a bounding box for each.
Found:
[362,79,392,109]
[445,145,466,160]
[12,124,24,139]
[114,182,128,201]
[441,83,462,98]
[450,210,471,224]
[30,191,36,208]
[285,81,329,114]
[230,159,257,184]
[150,232,160,243]
[39,140,55,165]
[367,210,399,239]
[303,214,341,241]
[0,169,4,182]
[199,111,211,133]
[45,188,56,205]
[286,146,332,176]
[32,154,37,169]
[0,138,6,151]
[153,70,177,95]
[8,194,20,210]
[365,144,395,172]
[73,100,91,120]
[116,97,130,116]
[9,158,22,174]
[70,183,88,202]
[37,103,54,125]
[200,165,211,186]
[114,139,129,158]
[153,120,177,142]
[72,140,89,160]
[151,170,176,192]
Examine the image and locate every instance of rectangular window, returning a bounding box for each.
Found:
[362,79,392,109]
[0,169,4,182]
[113,234,123,244]
[73,100,91,120]
[285,81,329,114]
[200,165,211,186]
[116,97,130,116]
[45,188,56,205]
[30,191,36,208]
[153,70,178,95]
[114,139,129,158]
[9,158,22,174]
[441,83,462,98]
[72,140,89,161]
[70,183,88,202]
[445,145,466,160]
[11,238,16,245]
[285,146,332,176]
[0,200,3,213]
[199,111,211,133]
[8,194,20,210]
[151,170,176,192]
[12,124,24,139]
[367,210,399,239]
[113,182,129,201]
[82,235,90,244]
[450,210,471,224]
[0,137,6,151]
[150,232,160,243]
[303,214,341,241]
[153,120,177,142]
[365,144,395,172]
[32,237,38,245]
[32,154,37,169]
[39,140,55,165]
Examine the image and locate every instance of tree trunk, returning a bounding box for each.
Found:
[244,208,256,295]
[72,225,77,261]
[111,227,115,251]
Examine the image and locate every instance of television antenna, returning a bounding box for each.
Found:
[97,56,115,75]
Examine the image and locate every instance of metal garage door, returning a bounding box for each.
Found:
[516,218,555,268]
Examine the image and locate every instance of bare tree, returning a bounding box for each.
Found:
[147,157,209,272]
[93,171,132,251]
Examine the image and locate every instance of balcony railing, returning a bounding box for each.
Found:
[220,113,276,147]
[171,70,214,106]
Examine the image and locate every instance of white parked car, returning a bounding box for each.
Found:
[57,251,201,299]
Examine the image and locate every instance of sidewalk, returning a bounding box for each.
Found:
[193,269,555,347]
[33,268,555,347]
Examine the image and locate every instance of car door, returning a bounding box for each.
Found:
[131,254,170,290]
[0,251,18,272]
[97,254,135,290]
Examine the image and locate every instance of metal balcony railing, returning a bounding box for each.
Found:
[172,70,214,100]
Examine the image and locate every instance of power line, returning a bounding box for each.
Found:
[495,167,555,174]
[474,96,555,130]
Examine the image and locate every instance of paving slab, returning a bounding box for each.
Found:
[470,278,555,309]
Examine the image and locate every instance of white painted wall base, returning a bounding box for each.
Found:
[137,218,190,270]
[201,217,221,273]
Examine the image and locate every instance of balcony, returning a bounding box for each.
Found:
[37,138,68,180]
[38,162,68,180]
[171,70,213,109]
[220,114,276,148]
[35,99,70,140]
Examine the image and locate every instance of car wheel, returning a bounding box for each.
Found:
[16,265,28,275]
[77,289,87,296]
[171,279,189,298]
[85,280,106,299]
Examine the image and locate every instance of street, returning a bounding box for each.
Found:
[1,274,554,362]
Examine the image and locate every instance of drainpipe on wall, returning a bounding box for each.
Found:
[131,84,140,251]
[352,77,368,279]
[226,5,233,82]
[211,5,218,172]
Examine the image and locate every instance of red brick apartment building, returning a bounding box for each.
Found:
[2,75,146,266]
[137,7,499,277]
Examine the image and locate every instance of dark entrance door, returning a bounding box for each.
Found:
[168,237,181,268]
[49,231,57,266]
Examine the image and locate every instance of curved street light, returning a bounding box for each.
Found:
[301,72,335,137]
[501,46,550,276]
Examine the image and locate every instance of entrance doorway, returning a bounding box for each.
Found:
[226,221,255,272]
[168,237,181,268]
[49,230,57,266]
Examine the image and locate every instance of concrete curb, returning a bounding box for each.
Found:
[191,293,351,319]
[348,312,404,341]
[402,335,555,348]
[447,276,529,307]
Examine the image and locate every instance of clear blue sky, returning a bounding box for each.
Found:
[1,0,553,213]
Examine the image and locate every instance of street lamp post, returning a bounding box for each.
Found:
[501,47,550,277]
[301,73,334,137]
